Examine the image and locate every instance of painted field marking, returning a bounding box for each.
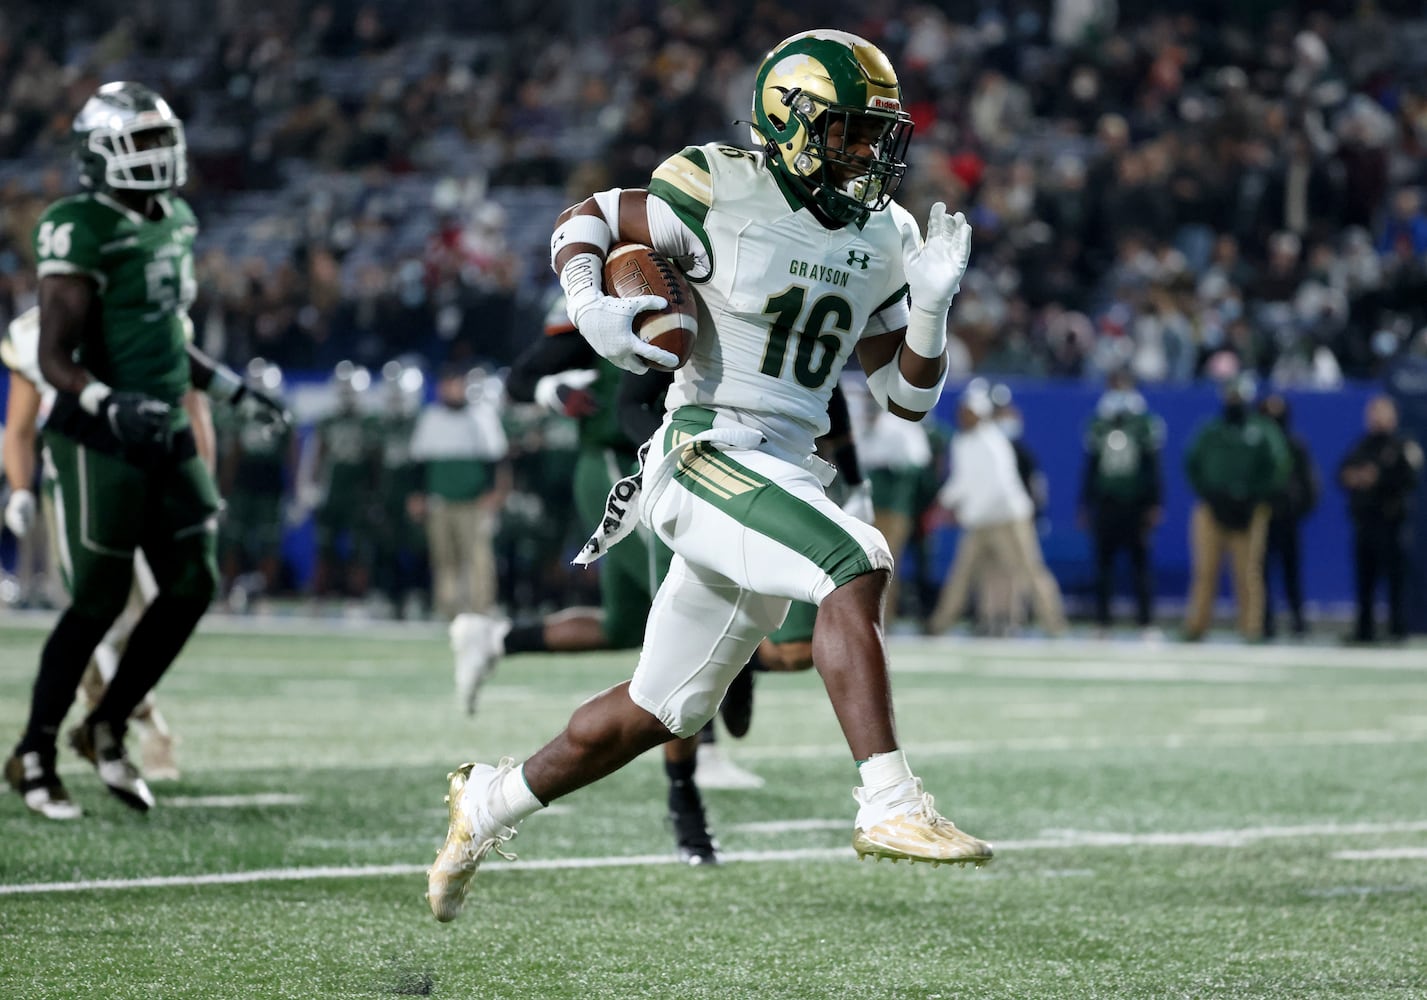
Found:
[164,793,307,809]
[1333,847,1427,861]
[4,819,1426,897]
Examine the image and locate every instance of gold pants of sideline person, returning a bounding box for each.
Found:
[426,498,498,620]
[930,518,1066,636]
[1183,502,1270,641]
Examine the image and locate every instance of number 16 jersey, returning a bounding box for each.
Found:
[646,142,914,461]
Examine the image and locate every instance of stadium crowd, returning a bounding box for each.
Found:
[3,0,1427,383]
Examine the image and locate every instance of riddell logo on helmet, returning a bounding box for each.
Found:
[869,96,901,111]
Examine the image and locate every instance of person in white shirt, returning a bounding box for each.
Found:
[928,386,1065,636]
[409,366,510,620]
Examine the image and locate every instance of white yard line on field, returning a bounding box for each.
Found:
[163,793,307,808]
[1333,847,1427,861]
[4,819,1425,896]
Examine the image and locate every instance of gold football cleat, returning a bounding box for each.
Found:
[426,759,519,923]
[853,782,993,868]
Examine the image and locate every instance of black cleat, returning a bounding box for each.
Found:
[719,664,755,739]
[669,784,719,866]
[69,720,155,812]
[5,750,82,820]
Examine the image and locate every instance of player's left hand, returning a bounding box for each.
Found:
[840,481,875,524]
[903,202,972,311]
[235,382,293,436]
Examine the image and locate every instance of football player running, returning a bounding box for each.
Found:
[428,29,988,921]
[4,83,288,819]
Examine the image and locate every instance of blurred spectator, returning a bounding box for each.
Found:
[1257,393,1319,639]
[409,365,510,619]
[979,383,1046,634]
[1182,374,1291,641]
[928,386,1065,637]
[1079,375,1165,633]
[1338,395,1422,644]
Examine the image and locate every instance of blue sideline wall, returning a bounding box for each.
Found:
[921,380,1402,622]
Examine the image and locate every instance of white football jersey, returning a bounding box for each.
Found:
[645,142,915,460]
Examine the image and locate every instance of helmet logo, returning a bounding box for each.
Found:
[869,96,901,112]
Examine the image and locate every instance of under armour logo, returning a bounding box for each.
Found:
[846,250,871,269]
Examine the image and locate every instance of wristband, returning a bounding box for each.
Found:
[79,381,112,416]
[559,252,604,317]
[903,303,948,360]
[206,364,245,403]
[550,215,613,270]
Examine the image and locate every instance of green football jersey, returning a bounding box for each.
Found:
[1085,413,1164,503]
[215,404,290,497]
[33,191,197,409]
[316,409,379,497]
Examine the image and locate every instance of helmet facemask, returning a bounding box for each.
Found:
[86,119,188,191]
[768,88,912,223]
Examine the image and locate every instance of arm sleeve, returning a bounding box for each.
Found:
[616,369,674,445]
[506,331,598,403]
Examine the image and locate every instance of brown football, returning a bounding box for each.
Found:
[602,242,698,371]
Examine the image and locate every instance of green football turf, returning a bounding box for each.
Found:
[2,619,1426,999]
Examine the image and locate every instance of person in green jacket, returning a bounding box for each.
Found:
[1182,373,1290,641]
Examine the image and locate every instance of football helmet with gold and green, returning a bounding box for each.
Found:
[750,29,914,224]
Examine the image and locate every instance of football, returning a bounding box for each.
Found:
[603,242,698,371]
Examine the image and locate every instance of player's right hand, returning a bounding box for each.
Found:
[534,369,600,418]
[4,489,35,538]
[567,292,678,375]
[105,391,173,452]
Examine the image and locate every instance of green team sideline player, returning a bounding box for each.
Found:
[4,82,288,818]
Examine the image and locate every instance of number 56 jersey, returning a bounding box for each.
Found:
[33,191,197,409]
[646,142,915,462]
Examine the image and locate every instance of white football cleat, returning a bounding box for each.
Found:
[852,777,992,867]
[694,743,765,790]
[448,614,508,716]
[427,758,520,922]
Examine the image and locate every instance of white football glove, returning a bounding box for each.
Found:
[5,488,36,538]
[903,202,972,312]
[840,481,875,524]
[566,291,678,375]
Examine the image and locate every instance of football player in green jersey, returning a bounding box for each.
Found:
[373,360,429,620]
[306,361,382,601]
[217,358,294,610]
[428,30,987,922]
[4,82,289,818]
